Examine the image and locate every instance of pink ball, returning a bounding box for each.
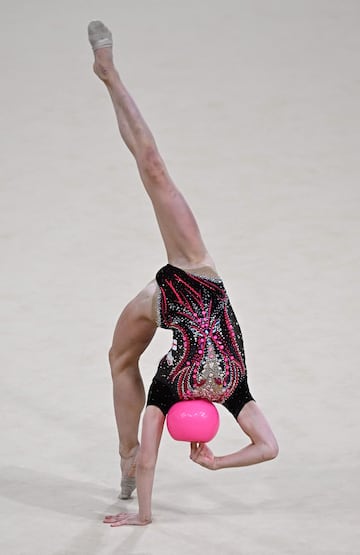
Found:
[166,400,220,442]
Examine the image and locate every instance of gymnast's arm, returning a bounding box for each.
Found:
[190,401,279,469]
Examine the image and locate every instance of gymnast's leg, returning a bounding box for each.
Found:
[88,21,214,270]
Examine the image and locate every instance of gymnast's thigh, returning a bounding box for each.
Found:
[110,281,157,366]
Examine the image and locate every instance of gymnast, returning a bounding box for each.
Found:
[88,21,279,526]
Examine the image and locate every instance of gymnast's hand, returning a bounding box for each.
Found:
[103,512,151,526]
[190,442,217,470]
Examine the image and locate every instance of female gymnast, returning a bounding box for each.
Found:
[88,21,279,526]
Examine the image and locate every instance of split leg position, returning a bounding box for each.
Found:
[88,21,278,526]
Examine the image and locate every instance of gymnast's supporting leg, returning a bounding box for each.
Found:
[88,21,214,497]
[108,290,156,499]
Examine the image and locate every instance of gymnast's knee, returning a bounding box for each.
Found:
[262,436,279,461]
[139,145,167,183]
[108,346,137,380]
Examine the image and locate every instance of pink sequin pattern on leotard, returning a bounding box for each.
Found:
[155,264,247,403]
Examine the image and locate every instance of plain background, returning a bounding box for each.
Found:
[1,1,359,554]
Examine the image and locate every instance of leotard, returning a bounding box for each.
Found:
[146,264,254,419]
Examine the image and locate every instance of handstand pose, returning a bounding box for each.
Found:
[88,21,278,526]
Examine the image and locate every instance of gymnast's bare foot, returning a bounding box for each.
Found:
[88,21,116,82]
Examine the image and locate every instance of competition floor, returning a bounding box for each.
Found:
[2,1,359,553]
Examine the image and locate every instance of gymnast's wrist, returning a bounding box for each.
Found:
[213,456,221,470]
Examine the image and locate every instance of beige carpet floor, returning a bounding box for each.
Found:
[1,1,359,553]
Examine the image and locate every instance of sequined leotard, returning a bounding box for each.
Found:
[146,264,254,418]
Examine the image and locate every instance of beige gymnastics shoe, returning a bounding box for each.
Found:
[88,20,113,51]
[119,445,139,500]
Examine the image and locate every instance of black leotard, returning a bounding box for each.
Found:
[146,264,254,419]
